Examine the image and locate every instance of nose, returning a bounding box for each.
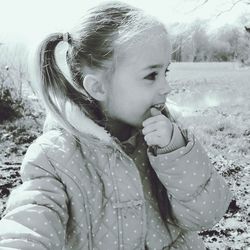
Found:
[158,79,171,96]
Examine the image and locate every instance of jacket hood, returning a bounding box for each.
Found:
[43,101,112,143]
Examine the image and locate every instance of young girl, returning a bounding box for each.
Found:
[0,1,232,249]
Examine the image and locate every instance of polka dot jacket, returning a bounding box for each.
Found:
[0,107,232,250]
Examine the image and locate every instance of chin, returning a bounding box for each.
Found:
[118,115,144,129]
[128,119,143,129]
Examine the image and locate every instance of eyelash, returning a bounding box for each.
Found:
[145,72,158,81]
[144,69,170,81]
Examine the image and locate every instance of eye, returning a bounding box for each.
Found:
[144,72,158,81]
[165,68,170,77]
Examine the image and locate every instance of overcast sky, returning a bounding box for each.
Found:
[0,0,249,45]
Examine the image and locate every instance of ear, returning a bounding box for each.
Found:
[83,74,107,101]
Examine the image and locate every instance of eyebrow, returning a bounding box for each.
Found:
[143,62,171,70]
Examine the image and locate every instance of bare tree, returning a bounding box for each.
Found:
[191,0,250,17]
[0,43,29,99]
[170,20,210,62]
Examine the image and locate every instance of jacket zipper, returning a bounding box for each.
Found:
[109,149,125,250]
[111,143,147,250]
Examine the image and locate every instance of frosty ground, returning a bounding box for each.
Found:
[0,62,249,249]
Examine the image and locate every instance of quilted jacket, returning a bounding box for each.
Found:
[0,106,232,250]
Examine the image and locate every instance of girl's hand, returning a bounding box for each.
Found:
[142,107,173,148]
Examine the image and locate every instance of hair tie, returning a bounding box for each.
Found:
[63,32,71,44]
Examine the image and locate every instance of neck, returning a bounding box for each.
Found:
[105,119,134,142]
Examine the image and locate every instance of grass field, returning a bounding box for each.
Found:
[168,62,250,249]
[0,62,249,249]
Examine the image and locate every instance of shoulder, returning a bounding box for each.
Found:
[23,129,79,167]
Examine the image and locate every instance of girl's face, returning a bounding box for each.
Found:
[103,26,172,128]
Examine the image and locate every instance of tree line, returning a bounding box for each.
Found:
[170,20,250,64]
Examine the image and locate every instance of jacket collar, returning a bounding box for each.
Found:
[66,103,142,151]
[67,102,113,143]
[43,101,112,144]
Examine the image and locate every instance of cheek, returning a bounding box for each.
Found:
[107,76,152,113]
[109,81,132,104]
[105,86,128,114]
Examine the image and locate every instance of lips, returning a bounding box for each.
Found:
[151,103,166,112]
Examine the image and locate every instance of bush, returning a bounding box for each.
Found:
[0,43,30,123]
[0,87,24,123]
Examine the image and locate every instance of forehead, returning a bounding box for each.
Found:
[114,26,171,70]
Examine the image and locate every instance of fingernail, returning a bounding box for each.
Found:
[150,107,161,116]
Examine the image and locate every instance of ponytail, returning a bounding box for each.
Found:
[39,33,69,99]
[35,33,104,138]
[37,33,78,134]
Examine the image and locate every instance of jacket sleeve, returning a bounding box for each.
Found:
[147,129,232,231]
[0,142,69,249]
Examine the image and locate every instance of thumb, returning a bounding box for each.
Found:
[150,107,162,116]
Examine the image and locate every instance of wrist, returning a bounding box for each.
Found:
[155,123,186,155]
[149,122,174,155]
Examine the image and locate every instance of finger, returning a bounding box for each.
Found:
[150,107,162,116]
[142,121,168,135]
[144,132,161,146]
[144,132,171,147]
[142,115,167,127]
[142,124,157,135]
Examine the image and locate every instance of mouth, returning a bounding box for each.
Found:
[151,103,166,112]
